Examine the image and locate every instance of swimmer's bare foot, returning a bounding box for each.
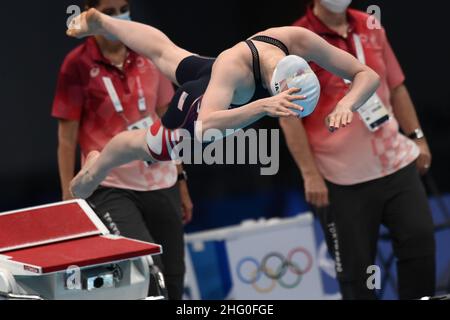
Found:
[67,8,104,39]
[70,151,101,199]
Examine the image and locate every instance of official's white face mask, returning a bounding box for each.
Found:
[104,11,131,42]
[270,55,321,118]
[320,0,352,14]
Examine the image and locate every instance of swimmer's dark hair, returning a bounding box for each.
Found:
[84,0,100,9]
[84,0,130,9]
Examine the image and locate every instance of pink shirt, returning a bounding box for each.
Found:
[293,8,419,185]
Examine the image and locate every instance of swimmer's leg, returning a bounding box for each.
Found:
[70,129,152,199]
[68,8,192,85]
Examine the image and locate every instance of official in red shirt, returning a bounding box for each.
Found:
[281,0,435,299]
[52,0,191,300]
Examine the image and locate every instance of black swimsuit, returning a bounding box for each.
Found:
[244,36,290,100]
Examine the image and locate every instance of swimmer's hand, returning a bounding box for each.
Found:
[67,8,104,39]
[326,103,354,132]
[262,88,306,118]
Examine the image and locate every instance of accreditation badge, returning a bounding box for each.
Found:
[350,33,391,132]
[357,94,390,132]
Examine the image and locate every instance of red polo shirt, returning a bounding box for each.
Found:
[292,8,419,185]
[52,37,177,191]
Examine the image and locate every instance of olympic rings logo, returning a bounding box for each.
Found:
[236,247,313,293]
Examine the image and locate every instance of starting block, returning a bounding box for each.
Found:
[0,200,162,300]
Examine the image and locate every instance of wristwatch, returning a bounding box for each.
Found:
[177,170,188,182]
[407,128,424,140]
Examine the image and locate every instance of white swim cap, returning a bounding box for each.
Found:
[270,55,320,118]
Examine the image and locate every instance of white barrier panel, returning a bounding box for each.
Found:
[184,213,325,300]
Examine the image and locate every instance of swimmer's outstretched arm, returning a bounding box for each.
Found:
[67,8,191,85]
[70,129,151,199]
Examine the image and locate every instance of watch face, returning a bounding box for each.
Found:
[409,129,424,139]
[416,129,424,139]
[412,129,424,139]
[178,171,188,181]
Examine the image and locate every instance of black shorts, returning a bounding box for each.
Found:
[317,163,436,299]
[161,55,215,134]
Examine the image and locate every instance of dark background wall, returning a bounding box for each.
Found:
[1,1,449,226]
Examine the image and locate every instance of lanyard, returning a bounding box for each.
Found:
[136,76,147,112]
[342,34,365,85]
[102,75,148,123]
[353,34,366,65]
[102,76,124,113]
[351,34,390,132]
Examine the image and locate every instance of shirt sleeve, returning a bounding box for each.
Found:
[155,71,175,108]
[382,29,405,90]
[51,54,85,121]
[291,17,302,27]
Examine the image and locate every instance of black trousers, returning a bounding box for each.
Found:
[317,163,436,300]
[87,184,185,300]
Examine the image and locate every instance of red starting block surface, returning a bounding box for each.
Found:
[0,201,106,253]
[3,236,161,274]
[0,200,162,275]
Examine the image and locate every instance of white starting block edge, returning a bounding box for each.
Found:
[185,212,314,243]
[0,200,110,253]
[0,239,163,277]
